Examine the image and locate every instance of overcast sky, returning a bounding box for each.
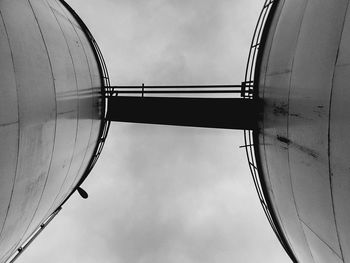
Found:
[17,0,291,262]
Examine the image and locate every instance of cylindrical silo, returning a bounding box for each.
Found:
[0,0,108,261]
[255,0,350,262]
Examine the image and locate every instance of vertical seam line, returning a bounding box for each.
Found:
[67,21,95,190]
[0,9,21,243]
[328,1,350,262]
[13,0,59,252]
[284,0,316,262]
[258,0,299,258]
[43,0,80,217]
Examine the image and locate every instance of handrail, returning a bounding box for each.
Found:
[242,0,298,262]
[108,83,252,98]
[6,208,62,263]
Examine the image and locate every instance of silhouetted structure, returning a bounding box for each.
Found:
[106,85,259,130]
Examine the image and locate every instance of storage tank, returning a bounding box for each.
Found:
[253,0,350,262]
[0,0,109,261]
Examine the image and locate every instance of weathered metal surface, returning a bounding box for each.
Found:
[257,0,350,262]
[330,6,350,263]
[0,0,103,261]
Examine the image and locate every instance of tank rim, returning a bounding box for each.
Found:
[243,0,298,262]
[57,0,111,199]
[5,1,111,262]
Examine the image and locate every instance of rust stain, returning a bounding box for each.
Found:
[277,135,319,159]
[273,102,288,116]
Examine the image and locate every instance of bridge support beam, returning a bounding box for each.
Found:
[107,96,259,130]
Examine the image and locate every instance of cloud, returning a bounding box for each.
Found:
[67,0,260,85]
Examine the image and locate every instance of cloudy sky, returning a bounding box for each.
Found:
[18,0,291,262]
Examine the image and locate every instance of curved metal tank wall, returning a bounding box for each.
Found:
[0,0,102,261]
[257,0,350,262]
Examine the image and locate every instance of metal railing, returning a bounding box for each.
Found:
[58,0,112,178]
[6,208,62,263]
[242,0,297,262]
[108,83,252,98]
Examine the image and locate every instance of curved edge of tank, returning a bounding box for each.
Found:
[253,0,350,262]
[56,0,111,203]
[244,0,299,262]
[4,1,111,262]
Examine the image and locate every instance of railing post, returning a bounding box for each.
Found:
[241,81,246,97]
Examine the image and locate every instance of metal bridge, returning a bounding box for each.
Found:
[106,83,258,130]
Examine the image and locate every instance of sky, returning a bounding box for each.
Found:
[17,0,292,262]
